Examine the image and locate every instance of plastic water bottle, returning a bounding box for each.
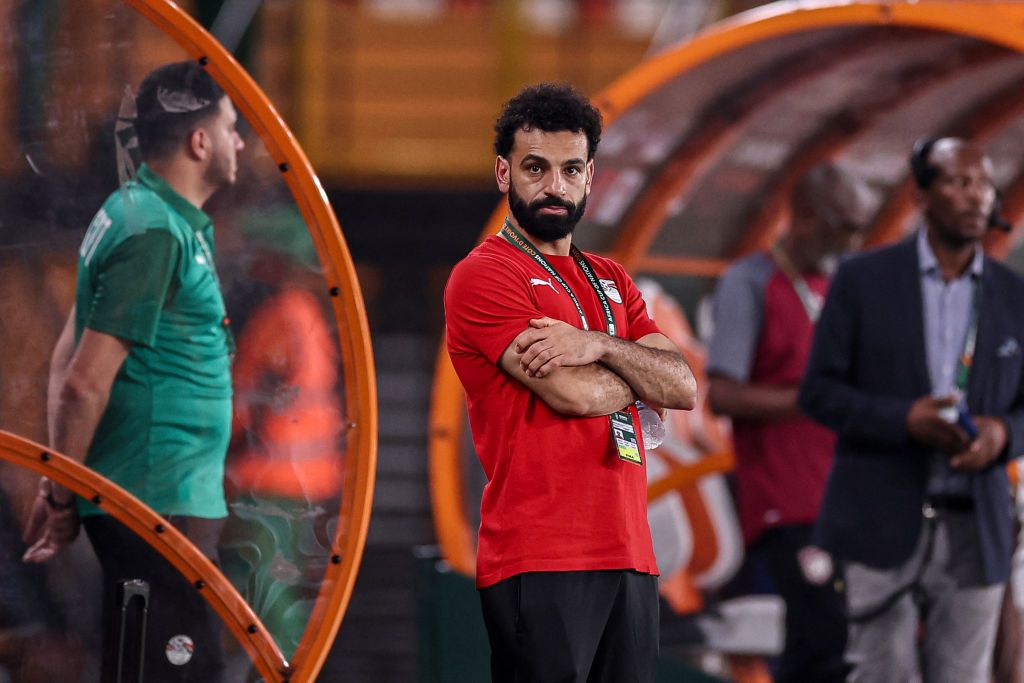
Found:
[636,402,666,451]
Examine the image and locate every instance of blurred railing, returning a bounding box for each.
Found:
[0,0,668,187]
[290,1,653,184]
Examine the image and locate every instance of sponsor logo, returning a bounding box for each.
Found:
[530,277,558,293]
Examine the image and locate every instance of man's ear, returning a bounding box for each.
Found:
[584,158,595,194]
[913,185,929,211]
[495,156,511,193]
[188,128,210,161]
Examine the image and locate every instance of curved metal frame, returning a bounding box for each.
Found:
[0,431,287,680]
[0,3,379,681]
[129,4,378,680]
[609,29,885,271]
[428,0,1024,577]
[737,44,1014,259]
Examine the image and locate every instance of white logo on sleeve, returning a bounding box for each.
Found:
[530,277,558,294]
[599,279,622,304]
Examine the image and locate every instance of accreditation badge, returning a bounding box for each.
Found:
[610,406,643,465]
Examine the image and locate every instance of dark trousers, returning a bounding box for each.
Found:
[479,570,658,683]
[84,515,227,683]
[752,525,846,683]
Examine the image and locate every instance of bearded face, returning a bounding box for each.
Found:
[508,179,588,243]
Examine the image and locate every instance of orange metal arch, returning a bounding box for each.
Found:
[127,4,379,680]
[634,255,731,278]
[607,29,884,272]
[0,431,286,680]
[5,3,380,682]
[427,340,477,576]
[735,43,1011,259]
[595,1,1024,121]
[428,0,1024,576]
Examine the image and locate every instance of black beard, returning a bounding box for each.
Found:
[927,214,983,249]
[508,182,587,244]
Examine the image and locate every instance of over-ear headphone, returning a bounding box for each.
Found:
[990,192,1012,233]
[910,137,1012,232]
[909,137,938,190]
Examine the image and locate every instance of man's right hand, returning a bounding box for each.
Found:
[906,395,971,453]
[513,318,605,378]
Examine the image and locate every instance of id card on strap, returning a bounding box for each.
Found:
[610,404,643,465]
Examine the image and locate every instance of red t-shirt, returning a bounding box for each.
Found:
[445,235,662,588]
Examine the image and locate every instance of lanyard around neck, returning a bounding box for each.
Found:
[771,243,823,324]
[500,219,617,338]
[500,219,644,464]
[954,280,983,395]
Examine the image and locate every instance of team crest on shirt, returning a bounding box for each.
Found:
[599,279,622,304]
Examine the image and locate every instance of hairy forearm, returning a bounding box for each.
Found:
[597,335,697,410]
[708,376,801,421]
[539,363,636,417]
[501,337,636,417]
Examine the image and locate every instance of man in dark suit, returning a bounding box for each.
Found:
[799,137,1024,682]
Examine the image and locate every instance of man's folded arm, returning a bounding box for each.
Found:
[513,318,696,411]
[499,340,636,417]
[597,332,697,411]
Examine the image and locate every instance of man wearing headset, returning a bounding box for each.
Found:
[799,137,1024,682]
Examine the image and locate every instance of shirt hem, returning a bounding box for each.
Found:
[476,557,660,589]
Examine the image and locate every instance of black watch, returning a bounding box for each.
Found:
[44,492,76,511]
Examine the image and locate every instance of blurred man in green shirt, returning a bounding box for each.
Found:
[23,61,244,682]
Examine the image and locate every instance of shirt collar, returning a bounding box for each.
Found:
[916,225,983,279]
[136,163,213,233]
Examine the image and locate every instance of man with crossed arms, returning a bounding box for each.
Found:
[446,83,696,682]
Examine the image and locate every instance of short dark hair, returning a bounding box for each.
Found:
[494,83,602,160]
[791,161,870,232]
[134,61,226,161]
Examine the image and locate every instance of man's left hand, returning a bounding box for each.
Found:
[950,416,1008,471]
[514,318,606,378]
[22,478,80,563]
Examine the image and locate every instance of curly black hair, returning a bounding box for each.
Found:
[493,83,602,160]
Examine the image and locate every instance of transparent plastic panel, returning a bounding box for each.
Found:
[1,3,358,677]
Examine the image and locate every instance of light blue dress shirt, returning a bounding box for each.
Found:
[917,227,983,496]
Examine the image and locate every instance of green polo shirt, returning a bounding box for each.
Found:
[74,164,232,518]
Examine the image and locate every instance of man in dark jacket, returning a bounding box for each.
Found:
[800,138,1024,682]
